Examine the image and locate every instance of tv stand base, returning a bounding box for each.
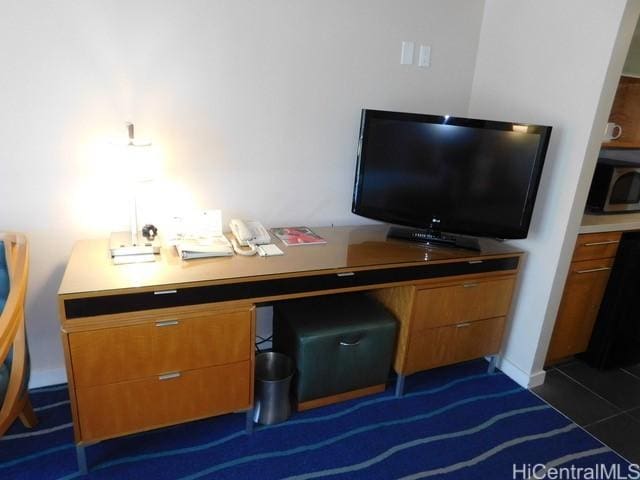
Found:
[387,226,481,251]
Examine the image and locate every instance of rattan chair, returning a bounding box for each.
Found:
[0,232,37,435]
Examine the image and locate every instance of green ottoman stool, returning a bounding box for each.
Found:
[273,292,397,410]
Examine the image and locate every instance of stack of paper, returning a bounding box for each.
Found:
[176,236,234,260]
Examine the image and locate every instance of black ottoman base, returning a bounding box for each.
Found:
[273,292,397,409]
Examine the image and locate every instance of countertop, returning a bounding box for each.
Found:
[580,212,640,234]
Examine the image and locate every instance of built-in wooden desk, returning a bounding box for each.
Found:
[58,224,523,472]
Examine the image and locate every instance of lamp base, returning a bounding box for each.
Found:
[109,231,161,257]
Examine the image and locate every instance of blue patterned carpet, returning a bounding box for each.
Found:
[0,360,629,479]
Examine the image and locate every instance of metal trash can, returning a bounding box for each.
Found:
[253,351,294,425]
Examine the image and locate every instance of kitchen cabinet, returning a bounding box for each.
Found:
[546,231,621,364]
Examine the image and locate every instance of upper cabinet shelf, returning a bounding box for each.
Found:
[602,140,640,149]
[604,23,640,148]
[605,76,640,147]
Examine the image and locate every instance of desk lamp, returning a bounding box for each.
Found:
[109,123,161,263]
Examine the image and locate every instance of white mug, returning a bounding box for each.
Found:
[604,122,622,141]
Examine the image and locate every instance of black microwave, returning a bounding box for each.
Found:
[587,151,640,213]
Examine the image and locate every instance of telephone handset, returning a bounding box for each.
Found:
[229,219,271,256]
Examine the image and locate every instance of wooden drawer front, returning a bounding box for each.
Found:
[572,232,621,262]
[546,258,614,363]
[404,317,505,375]
[404,326,455,374]
[412,278,515,331]
[76,361,251,442]
[70,308,252,387]
[69,323,153,387]
[449,316,505,364]
[154,309,251,374]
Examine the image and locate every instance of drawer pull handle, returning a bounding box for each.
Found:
[158,372,181,381]
[339,339,361,346]
[462,282,479,288]
[468,260,483,264]
[155,320,179,327]
[456,323,472,328]
[583,240,619,246]
[575,267,611,274]
[337,272,355,277]
[154,289,177,295]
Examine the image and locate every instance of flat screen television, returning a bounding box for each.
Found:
[352,109,552,249]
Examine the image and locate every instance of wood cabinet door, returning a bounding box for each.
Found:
[546,258,614,363]
[412,277,515,331]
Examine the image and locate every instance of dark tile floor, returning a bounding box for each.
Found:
[532,358,640,465]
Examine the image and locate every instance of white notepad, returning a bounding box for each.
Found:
[256,244,284,257]
[176,236,234,259]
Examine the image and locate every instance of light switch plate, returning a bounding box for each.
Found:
[401,41,414,65]
[418,45,431,67]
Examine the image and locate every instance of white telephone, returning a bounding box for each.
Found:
[229,219,271,256]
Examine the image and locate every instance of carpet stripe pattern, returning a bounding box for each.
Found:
[0,360,628,479]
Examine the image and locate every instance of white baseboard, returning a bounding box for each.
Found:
[497,357,546,388]
[29,367,68,389]
[527,369,547,389]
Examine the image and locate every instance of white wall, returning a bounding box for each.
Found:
[468,0,640,386]
[0,0,486,386]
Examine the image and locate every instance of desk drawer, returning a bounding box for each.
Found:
[404,317,505,375]
[153,309,251,375]
[572,232,621,262]
[76,360,251,442]
[412,278,514,331]
[69,307,252,387]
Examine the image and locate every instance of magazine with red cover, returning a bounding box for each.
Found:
[271,226,327,246]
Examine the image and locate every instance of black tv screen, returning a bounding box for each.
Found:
[352,109,551,240]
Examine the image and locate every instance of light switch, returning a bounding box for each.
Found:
[401,41,414,65]
[418,45,431,68]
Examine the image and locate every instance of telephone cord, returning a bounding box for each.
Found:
[230,237,258,256]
